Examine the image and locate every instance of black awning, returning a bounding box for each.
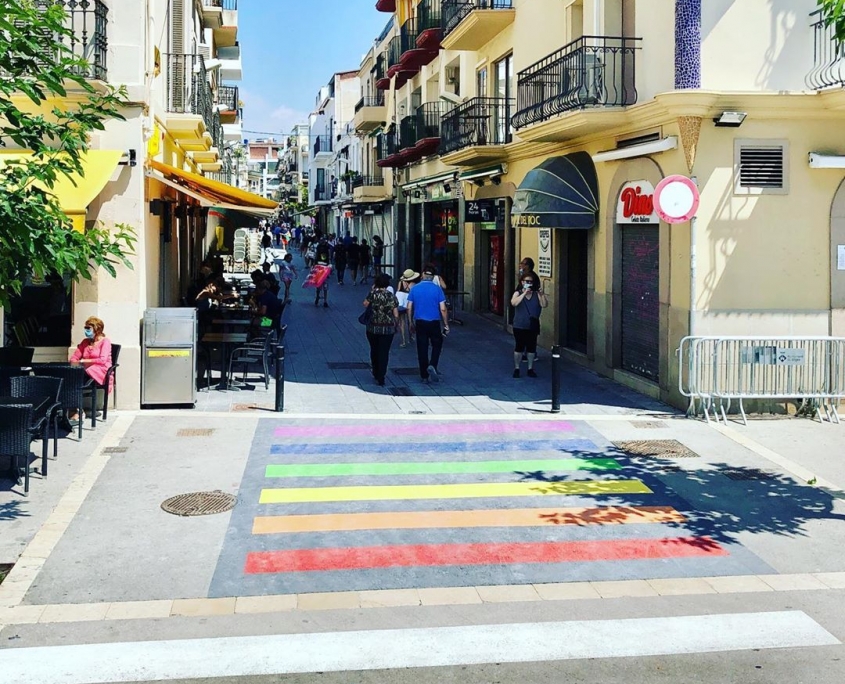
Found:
[511,151,599,229]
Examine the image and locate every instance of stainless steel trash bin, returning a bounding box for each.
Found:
[141,308,197,406]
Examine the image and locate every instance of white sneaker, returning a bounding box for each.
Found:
[427,365,439,383]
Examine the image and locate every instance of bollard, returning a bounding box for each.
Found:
[274,345,285,412]
[551,345,561,413]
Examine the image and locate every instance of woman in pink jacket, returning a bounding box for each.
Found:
[68,316,112,424]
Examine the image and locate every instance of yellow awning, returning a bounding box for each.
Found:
[0,150,122,231]
[148,160,278,214]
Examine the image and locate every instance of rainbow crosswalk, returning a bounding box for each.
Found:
[208,419,770,597]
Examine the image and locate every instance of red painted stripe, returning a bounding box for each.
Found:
[244,537,726,574]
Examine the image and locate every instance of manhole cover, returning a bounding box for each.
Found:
[389,387,415,397]
[630,421,669,429]
[161,491,237,516]
[102,447,128,454]
[721,468,776,481]
[327,362,370,370]
[177,428,215,437]
[613,440,700,458]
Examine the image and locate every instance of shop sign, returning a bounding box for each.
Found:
[616,181,658,224]
[465,199,497,222]
[538,228,552,277]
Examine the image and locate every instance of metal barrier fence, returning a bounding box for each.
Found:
[678,336,845,425]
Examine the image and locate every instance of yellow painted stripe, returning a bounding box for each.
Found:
[252,506,685,534]
[258,480,652,504]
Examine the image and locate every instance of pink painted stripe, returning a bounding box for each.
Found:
[273,421,575,439]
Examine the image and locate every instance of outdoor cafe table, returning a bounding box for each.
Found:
[0,395,50,478]
[199,332,248,391]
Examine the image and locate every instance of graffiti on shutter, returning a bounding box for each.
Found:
[621,226,660,382]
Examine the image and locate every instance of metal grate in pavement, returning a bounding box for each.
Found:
[102,447,128,454]
[392,367,420,376]
[327,362,370,370]
[721,468,777,481]
[176,428,215,437]
[613,440,700,458]
[630,421,669,429]
[161,491,237,517]
[389,387,415,397]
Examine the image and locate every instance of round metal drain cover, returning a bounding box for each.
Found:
[161,491,237,517]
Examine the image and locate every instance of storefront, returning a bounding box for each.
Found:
[403,176,460,282]
[466,194,510,318]
[512,152,599,353]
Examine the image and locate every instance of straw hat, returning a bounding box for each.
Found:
[400,269,420,281]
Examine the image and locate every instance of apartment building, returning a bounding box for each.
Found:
[307,71,362,236]
[279,124,311,227]
[362,0,845,407]
[246,139,284,199]
[0,0,274,408]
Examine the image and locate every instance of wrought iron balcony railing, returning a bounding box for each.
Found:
[165,54,219,140]
[377,129,399,163]
[418,0,443,33]
[377,17,394,44]
[513,35,640,129]
[442,0,512,38]
[399,115,418,150]
[807,9,845,89]
[386,36,402,70]
[399,18,420,57]
[42,0,110,81]
[216,84,239,112]
[416,101,451,141]
[314,186,330,202]
[373,54,386,82]
[313,135,333,155]
[352,174,385,188]
[355,93,386,113]
[441,97,514,154]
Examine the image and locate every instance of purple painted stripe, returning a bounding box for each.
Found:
[273,421,575,439]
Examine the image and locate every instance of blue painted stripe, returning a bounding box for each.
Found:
[269,439,600,455]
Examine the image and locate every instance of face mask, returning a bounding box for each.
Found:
[84,328,95,339]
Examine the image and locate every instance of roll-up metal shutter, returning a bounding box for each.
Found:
[621,225,659,382]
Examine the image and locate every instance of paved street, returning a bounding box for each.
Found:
[2,254,845,682]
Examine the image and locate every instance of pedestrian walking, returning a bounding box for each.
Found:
[277,252,298,301]
[347,236,360,285]
[396,268,418,348]
[359,239,372,285]
[260,229,273,263]
[313,238,332,307]
[333,240,348,284]
[372,235,384,277]
[510,272,548,377]
[362,274,400,387]
[407,265,449,382]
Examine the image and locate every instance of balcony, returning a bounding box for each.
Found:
[417,0,443,51]
[376,0,396,12]
[201,0,223,28]
[376,130,401,168]
[164,53,221,154]
[807,9,845,89]
[216,44,242,80]
[383,35,417,90]
[216,84,239,123]
[353,93,387,133]
[399,19,429,71]
[441,0,514,52]
[51,0,109,81]
[512,36,640,141]
[351,174,388,203]
[398,115,421,165]
[314,186,331,203]
[440,97,513,166]
[313,135,333,160]
[415,101,451,157]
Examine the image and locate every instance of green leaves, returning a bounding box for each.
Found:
[0,0,135,308]
[819,0,845,41]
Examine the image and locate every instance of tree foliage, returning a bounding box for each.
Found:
[819,0,845,41]
[0,0,136,308]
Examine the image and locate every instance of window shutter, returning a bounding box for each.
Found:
[739,145,785,190]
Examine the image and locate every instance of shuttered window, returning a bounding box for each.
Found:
[735,140,788,195]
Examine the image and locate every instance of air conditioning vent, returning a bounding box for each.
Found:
[198,43,211,60]
[736,141,787,194]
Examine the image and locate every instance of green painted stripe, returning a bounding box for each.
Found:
[264,458,620,479]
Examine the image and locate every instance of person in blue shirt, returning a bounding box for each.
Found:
[407,265,449,382]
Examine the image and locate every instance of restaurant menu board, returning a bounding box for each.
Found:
[302,264,333,288]
[538,228,552,277]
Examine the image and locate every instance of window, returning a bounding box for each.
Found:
[494,53,513,101]
[493,54,514,143]
[477,66,487,98]
[734,139,788,195]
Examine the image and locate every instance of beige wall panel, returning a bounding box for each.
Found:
[511,0,570,72]
[635,0,675,101]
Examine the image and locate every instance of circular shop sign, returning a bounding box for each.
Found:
[653,175,700,224]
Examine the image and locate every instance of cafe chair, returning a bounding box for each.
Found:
[0,346,35,367]
[83,343,121,425]
[32,365,87,439]
[0,404,35,495]
[10,376,63,474]
[0,367,27,395]
[228,329,277,390]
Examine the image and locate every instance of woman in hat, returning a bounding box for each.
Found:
[396,268,419,348]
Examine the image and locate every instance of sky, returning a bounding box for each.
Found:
[237,1,391,140]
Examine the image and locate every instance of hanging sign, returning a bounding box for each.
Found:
[616,181,659,224]
[538,228,552,277]
[654,175,700,224]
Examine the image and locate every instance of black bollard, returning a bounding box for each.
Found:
[274,345,285,412]
[551,345,561,413]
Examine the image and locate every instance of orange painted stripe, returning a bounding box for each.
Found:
[251,506,685,535]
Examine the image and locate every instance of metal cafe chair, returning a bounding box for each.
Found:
[10,375,63,473]
[32,364,88,439]
[83,343,121,424]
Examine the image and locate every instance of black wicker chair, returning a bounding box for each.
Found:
[32,365,87,439]
[0,347,35,367]
[0,404,34,495]
[0,367,27,395]
[10,376,63,474]
[83,343,121,425]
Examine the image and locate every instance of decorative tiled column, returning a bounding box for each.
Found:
[675,0,701,89]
